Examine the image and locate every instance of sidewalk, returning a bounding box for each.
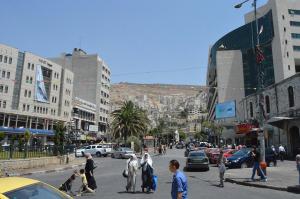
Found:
[5,157,86,177]
[225,161,300,194]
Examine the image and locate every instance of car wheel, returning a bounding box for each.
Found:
[241,163,248,169]
[96,152,102,157]
[111,154,115,158]
[103,154,108,157]
[268,161,275,167]
[206,167,210,171]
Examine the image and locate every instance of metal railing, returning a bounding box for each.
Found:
[0,145,75,160]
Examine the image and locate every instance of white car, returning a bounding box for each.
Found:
[83,145,109,157]
[75,147,87,157]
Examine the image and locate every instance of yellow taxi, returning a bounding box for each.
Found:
[0,177,73,199]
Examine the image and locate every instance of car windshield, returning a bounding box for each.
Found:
[189,152,205,157]
[4,182,69,199]
[233,149,250,156]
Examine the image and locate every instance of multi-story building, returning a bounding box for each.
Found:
[239,73,300,157]
[0,43,74,145]
[206,0,300,144]
[51,48,111,138]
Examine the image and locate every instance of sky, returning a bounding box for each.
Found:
[0,0,268,85]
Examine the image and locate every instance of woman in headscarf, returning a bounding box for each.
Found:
[126,154,139,193]
[140,153,154,192]
[84,153,97,190]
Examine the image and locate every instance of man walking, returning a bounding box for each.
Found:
[279,145,286,162]
[296,154,300,186]
[169,160,188,199]
[251,147,267,182]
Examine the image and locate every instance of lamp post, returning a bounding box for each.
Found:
[234,0,266,163]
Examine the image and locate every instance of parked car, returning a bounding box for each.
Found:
[226,148,277,169]
[223,149,238,159]
[0,177,72,199]
[185,151,209,171]
[75,146,87,157]
[82,144,109,157]
[111,147,134,159]
[176,143,185,149]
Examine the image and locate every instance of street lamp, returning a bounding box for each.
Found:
[234,0,266,163]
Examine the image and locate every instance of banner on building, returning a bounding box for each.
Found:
[216,100,236,119]
[35,65,51,103]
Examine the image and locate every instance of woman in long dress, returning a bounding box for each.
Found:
[84,153,97,190]
[126,154,139,193]
[140,153,154,192]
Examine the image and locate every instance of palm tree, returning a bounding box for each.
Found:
[111,101,150,142]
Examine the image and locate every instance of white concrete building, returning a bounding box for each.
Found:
[206,0,300,144]
[51,48,111,138]
[0,43,74,144]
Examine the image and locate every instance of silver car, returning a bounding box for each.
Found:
[111,147,134,159]
[186,151,210,171]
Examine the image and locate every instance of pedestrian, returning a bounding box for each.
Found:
[169,160,188,199]
[140,153,154,193]
[279,145,286,161]
[163,145,167,155]
[126,154,139,193]
[158,145,162,155]
[217,150,226,187]
[296,154,300,186]
[251,147,267,182]
[84,153,97,190]
[76,169,95,196]
[170,142,173,149]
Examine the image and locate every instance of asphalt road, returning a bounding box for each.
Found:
[31,149,297,199]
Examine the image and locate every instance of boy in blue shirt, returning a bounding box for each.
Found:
[169,160,188,199]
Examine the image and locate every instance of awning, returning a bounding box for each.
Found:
[267,117,293,129]
[0,127,55,136]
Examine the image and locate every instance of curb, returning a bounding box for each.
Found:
[9,163,85,177]
[225,178,288,192]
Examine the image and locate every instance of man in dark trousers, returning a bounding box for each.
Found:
[251,147,267,181]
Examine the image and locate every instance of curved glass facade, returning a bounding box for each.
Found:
[208,10,275,96]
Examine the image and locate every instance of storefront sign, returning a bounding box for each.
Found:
[236,123,258,134]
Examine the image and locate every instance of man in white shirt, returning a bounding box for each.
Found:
[279,145,286,162]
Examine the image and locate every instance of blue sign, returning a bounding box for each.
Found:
[216,101,236,119]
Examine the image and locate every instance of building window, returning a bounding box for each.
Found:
[31,64,34,70]
[6,72,10,79]
[24,89,28,97]
[288,86,295,107]
[3,101,6,109]
[28,63,31,69]
[0,85,3,93]
[291,33,300,39]
[0,55,2,62]
[289,9,300,15]
[250,102,254,118]
[265,95,270,114]
[23,104,26,111]
[284,27,287,32]
[4,56,7,63]
[288,65,291,70]
[30,77,33,84]
[28,90,31,98]
[287,52,290,57]
[293,46,300,51]
[2,71,5,78]
[27,105,30,111]
[26,76,29,83]
[8,57,12,64]
[290,21,300,27]
[282,15,285,20]
[4,86,8,93]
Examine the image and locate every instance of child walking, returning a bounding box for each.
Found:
[77,169,95,196]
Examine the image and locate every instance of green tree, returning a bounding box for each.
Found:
[0,132,4,152]
[111,101,150,143]
[54,122,66,154]
[178,129,187,141]
[125,136,141,152]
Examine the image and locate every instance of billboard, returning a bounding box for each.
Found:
[89,125,99,132]
[216,100,236,119]
[35,65,51,103]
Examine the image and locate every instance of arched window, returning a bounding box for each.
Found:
[288,86,295,107]
[250,102,254,118]
[265,95,270,113]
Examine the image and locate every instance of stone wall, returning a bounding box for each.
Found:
[0,154,75,171]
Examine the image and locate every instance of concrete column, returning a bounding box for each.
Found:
[7,115,11,127]
[15,115,19,128]
[3,114,6,126]
[26,116,29,128]
[51,120,54,130]
[29,117,32,129]
[41,136,47,146]
[35,117,38,129]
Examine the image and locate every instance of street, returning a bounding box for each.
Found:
[31,149,297,199]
